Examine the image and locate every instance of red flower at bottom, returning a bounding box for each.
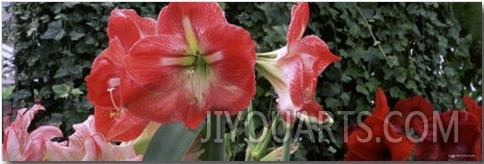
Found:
[345,88,415,161]
[414,96,482,161]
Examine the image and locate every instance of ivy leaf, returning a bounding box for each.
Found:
[70,88,83,95]
[325,97,341,108]
[52,84,70,98]
[69,30,84,40]
[53,67,70,78]
[41,20,65,40]
[356,85,369,96]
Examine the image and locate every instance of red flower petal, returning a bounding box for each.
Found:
[345,125,388,160]
[415,111,481,161]
[275,35,340,123]
[122,36,186,124]
[372,88,389,119]
[287,2,309,44]
[196,24,256,115]
[21,126,63,161]
[390,96,434,135]
[414,139,446,160]
[474,136,482,161]
[293,35,342,75]
[277,54,304,117]
[157,2,227,36]
[2,104,63,161]
[124,35,186,88]
[285,35,341,106]
[85,38,125,108]
[45,115,141,161]
[464,96,482,125]
[299,100,329,122]
[108,8,157,52]
[125,22,256,129]
[94,106,148,142]
[383,124,415,160]
[440,111,480,160]
[345,89,388,160]
[345,89,415,161]
[82,134,142,161]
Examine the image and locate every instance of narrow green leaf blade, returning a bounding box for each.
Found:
[143,122,204,161]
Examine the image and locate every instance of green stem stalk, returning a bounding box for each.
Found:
[281,123,292,161]
[206,114,225,161]
[245,101,255,161]
[357,6,387,59]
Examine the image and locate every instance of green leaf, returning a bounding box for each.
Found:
[356,85,369,95]
[53,68,70,78]
[41,20,65,40]
[325,97,341,107]
[143,122,204,161]
[52,84,70,98]
[69,30,84,40]
[70,88,83,95]
[2,85,15,100]
[251,113,280,159]
[386,55,399,67]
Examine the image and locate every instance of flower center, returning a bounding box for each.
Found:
[184,52,212,107]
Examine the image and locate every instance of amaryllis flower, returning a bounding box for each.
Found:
[85,8,156,141]
[464,96,482,126]
[44,115,142,161]
[389,95,435,139]
[120,2,256,129]
[3,104,63,161]
[414,97,482,161]
[255,2,341,123]
[464,96,482,161]
[345,88,415,161]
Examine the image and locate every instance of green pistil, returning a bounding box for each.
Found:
[195,54,210,77]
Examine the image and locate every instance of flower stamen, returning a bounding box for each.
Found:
[107,87,123,118]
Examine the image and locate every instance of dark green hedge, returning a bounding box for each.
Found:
[3,2,481,160]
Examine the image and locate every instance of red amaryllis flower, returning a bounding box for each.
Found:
[414,111,481,161]
[255,2,341,124]
[85,8,157,141]
[345,88,415,161]
[414,97,482,161]
[120,2,256,129]
[389,96,435,139]
[464,96,482,161]
[3,104,63,161]
[45,115,142,161]
[464,96,482,126]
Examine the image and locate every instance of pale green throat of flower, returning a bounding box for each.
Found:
[158,16,225,107]
[182,16,213,107]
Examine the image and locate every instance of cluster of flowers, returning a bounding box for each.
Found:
[3,104,142,160]
[3,2,341,161]
[345,88,482,161]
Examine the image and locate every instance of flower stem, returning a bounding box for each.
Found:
[281,122,292,161]
[206,114,225,161]
[245,101,255,161]
[356,6,387,59]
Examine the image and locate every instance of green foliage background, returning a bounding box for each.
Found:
[3,2,481,161]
